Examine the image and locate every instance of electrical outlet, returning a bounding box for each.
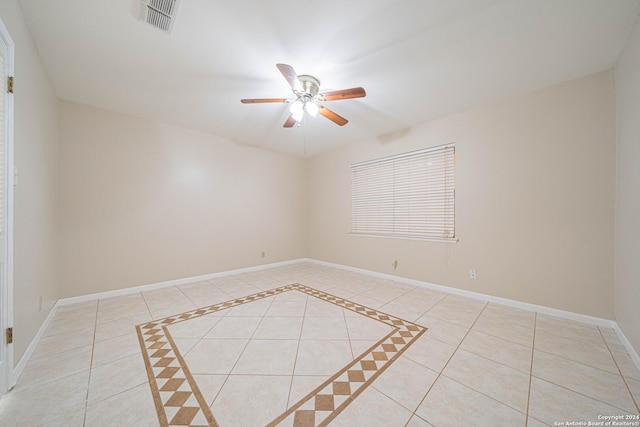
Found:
[469,269,477,280]
[392,260,398,270]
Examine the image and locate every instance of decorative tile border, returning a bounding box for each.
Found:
[136,284,426,426]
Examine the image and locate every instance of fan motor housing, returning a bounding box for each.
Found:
[297,75,320,98]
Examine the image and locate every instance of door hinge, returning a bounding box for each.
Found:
[7,76,14,94]
[6,327,13,344]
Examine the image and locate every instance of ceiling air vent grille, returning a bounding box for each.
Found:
[140,0,182,33]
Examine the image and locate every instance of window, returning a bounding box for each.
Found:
[350,144,455,241]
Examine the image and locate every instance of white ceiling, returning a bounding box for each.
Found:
[18,0,640,157]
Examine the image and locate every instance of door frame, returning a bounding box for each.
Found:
[0,16,15,394]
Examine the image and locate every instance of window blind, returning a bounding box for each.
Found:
[350,144,455,241]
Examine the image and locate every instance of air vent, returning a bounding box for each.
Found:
[139,0,182,33]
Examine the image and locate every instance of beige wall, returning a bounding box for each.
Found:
[615,21,640,353]
[308,71,616,319]
[0,2,60,363]
[58,101,307,297]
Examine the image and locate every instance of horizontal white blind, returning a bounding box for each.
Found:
[351,144,455,241]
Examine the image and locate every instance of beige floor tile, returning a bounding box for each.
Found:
[460,330,533,373]
[472,313,534,347]
[627,377,640,409]
[331,386,413,427]
[435,294,487,314]
[528,377,634,425]
[534,330,617,373]
[0,370,90,427]
[361,286,408,302]
[192,374,227,406]
[265,300,307,317]
[54,300,97,319]
[481,303,536,329]
[85,382,157,427]
[92,332,140,367]
[149,302,198,320]
[416,376,526,427]
[527,417,551,427]
[345,315,394,341]
[536,314,605,345]
[402,335,457,373]
[443,349,530,412]
[350,340,379,359]
[172,337,199,355]
[184,338,248,374]
[287,375,329,408]
[305,299,347,317]
[274,290,308,301]
[17,344,93,389]
[301,316,349,340]
[425,303,481,328]
[96,302,150,324]
[31,325,95,361]
[42,313,96,338]
[165,314,223,339]
[533,350,636,412]
[378,302,424,322]
[372,355,438,411]
[204,316,262,339]
[232,339,298,375]
[42,410,86,427]
[612,351,640,381]
[252,316,303,339]
[415,314,470,346]
[226,298,274,316]
[178,281,231,307]
[87,353,148,404]
[388,293,441,315]
[347,294,387,310]
[406,415,435,427]
[211,375,291,426]
[294,340,353,375]
[600,329,628,354]
[94,312,152,343]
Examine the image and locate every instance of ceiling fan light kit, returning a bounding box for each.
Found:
[241,64,366,128]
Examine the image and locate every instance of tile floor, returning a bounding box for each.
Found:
[0,262,638,426]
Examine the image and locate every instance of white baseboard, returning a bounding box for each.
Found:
[305,258,640,372]
[10,302,58,389]
[56,258,307,306]
[13,257,640,387]
[306,258,615,327]
[612,323,640,374]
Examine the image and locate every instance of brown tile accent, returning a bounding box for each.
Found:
[314,395,335,411]
[347,370,366,382]
[293,410,315,427]
[170,406,199,425]
[137,283,427,427]
[165,391,191,407]
[361,360,378,371]
[333,381,351,395]
[372,352,388,361]
[160,378,186,392]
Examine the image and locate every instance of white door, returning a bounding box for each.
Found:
[0,18,14,394]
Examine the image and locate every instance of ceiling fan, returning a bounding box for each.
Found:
[241,64,366,127]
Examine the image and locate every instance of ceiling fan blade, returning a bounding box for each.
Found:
[318,106,348,126]
[276,63,303,93]
[283,114,296,128]
[240,98,289,104]
[319,87,366,101]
